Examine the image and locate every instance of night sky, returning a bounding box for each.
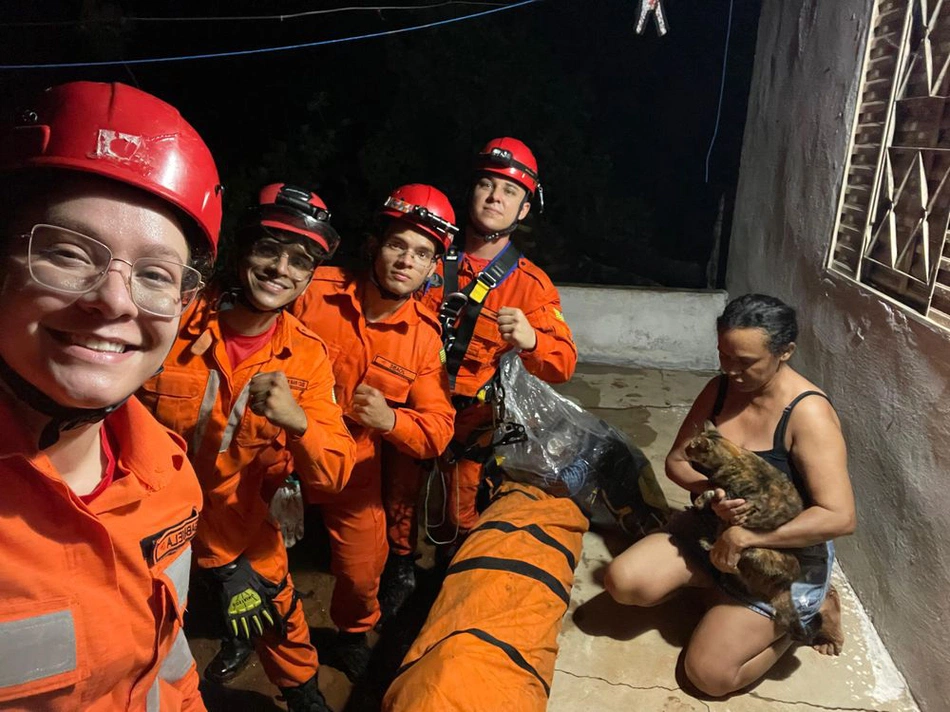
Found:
[0,0,761,287]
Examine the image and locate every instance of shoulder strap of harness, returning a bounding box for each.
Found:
[439,243,521,390]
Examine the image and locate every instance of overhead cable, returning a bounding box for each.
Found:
[0,1,504,28]
[0,0,539,70]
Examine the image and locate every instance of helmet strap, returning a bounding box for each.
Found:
[216,287,284,315]
[369,264,407,302]
[470,194,530,243]
[0,355,127,449]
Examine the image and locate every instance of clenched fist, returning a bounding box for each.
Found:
[497,306,537,351]
[249,372,308,436]
[350,383,396,432]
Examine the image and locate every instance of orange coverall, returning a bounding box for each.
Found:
[139,295,355,688]
[291,267,454,632]
[385,253,578,541]
[0,394,205,711]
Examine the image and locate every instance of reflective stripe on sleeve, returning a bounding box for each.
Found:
[219,382,250,452]
[146,675,161,712]
[163,546,192,608]
[159,627,194,684]
[190,369,220,455]
[0,609,76,688]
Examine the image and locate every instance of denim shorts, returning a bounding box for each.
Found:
[718,541,834,628]
[667,510,834,630]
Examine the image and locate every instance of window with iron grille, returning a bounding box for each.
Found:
[830,0,950,330]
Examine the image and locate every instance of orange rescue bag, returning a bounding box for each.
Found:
[382,482,588,711]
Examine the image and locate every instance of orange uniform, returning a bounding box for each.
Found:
[139,295,355,688]
[291,267,454,631]
[408,253,577,533]
[0,393,205,711]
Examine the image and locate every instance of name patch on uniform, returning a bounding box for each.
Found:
[286,377,309,392]
[140,509,199,566]
[372,355,417,382]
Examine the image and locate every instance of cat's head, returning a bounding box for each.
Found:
[684,420,744,470]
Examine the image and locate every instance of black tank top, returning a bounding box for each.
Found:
[710,375,831,508]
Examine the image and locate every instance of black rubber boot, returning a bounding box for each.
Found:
[279,674,331,712]
[328,631,371,682]
[204,636,254,684]
[377,553,416,626]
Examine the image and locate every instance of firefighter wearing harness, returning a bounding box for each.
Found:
[378,138,578,617]
[138,184,356,712]
[290,184,455,680]
[0,81,218,711]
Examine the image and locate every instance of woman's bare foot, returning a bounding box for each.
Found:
[812,585,844,655]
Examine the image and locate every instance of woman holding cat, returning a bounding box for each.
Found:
[604,293,855,698]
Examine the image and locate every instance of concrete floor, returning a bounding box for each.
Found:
[188,363,921,711]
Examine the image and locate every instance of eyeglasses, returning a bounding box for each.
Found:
[23,224,203,318]
[381,239,436,265]
[247,236,318,280]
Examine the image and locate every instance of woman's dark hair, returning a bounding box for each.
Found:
[717,293,798,354]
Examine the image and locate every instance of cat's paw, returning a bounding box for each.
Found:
[694,490,717,509]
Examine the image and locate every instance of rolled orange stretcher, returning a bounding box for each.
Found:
[382,481,588,711]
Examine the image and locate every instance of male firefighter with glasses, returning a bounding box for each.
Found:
[378,139,578,615]
[0,81,217,710]
[138,183,356,712]
[289,184,455,680]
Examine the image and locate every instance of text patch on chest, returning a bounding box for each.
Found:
[140,508,199,566]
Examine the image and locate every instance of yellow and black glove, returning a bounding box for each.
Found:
[210,555,281,640]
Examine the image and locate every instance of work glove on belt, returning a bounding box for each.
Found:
[210,555,281,640]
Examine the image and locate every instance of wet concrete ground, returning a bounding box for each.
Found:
[187,363,922,711]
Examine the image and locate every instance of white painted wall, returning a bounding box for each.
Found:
[556,285,728,370]
[728,2,947,709]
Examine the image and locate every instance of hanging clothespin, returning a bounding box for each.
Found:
[636,0,669,36]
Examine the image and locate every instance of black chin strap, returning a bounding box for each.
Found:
[470,195,530,243]
[0,356,127,449]
[216,287,283,314]
[369,264,406,301]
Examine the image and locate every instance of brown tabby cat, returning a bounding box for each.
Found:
[685,420,805,636]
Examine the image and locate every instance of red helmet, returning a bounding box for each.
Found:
[0,81,222,254]
[475,137,541,198]
[250,183,340,258]
[379,183,458,254]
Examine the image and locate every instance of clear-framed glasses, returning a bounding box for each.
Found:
[247,235,318,280]
[23,224,203,318]
[380,239,435,266]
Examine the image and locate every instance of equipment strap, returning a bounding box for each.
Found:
[439,243,521,389]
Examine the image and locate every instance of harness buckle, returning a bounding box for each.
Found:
[439,291,468,329]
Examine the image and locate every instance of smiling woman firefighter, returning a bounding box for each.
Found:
[138,183,356,712]
[289,183,455,680]
[0,82,218,710]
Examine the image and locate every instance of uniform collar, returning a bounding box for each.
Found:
[326,271,421,329]
[0,389,187,496]
[181,292,294,362]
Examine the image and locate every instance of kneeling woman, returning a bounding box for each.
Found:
[605,293,855,697]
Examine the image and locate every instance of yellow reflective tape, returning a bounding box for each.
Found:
[470,280,489,303]
[553,308,565,322]
[439,348,446,365]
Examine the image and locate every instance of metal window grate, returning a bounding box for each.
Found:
[830,0,950,329]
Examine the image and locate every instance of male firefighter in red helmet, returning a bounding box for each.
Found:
[378,138,578,618]
[289,184,455,680]
[139,183,356,712]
